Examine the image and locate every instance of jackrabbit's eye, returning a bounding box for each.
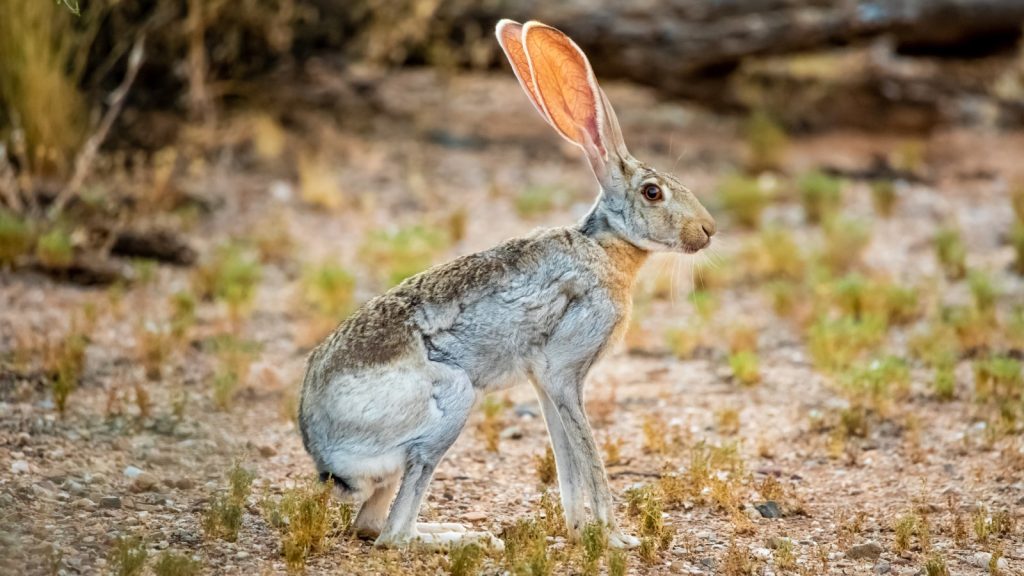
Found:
[641,184,663,202]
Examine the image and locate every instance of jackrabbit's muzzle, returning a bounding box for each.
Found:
[680,216,716,253]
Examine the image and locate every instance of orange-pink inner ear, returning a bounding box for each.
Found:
[497,21,547,121]
[524,25,604,158]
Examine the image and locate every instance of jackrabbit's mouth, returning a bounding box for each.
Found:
[681,235,711,254]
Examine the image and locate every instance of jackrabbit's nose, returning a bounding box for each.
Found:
[700,218,717,238]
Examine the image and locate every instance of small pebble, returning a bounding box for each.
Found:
[122,466,144,479]
[11,460,29,474]
[847,541,883,561]
[99,496,122,509]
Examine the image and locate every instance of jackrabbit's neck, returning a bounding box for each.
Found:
[577,203,649,282]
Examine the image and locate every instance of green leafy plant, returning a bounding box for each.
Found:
[729,350,761,386]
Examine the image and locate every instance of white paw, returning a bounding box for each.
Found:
[609,531,641,549]
[416,522,468,534]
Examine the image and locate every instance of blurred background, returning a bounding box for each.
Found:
[3,2,1024,575]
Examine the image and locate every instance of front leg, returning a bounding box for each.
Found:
[538,370,639,549]
[532,382,585,538]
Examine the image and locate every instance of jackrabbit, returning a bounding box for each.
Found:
[299,19,716,549]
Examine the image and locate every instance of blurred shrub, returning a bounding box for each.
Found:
[718,174,768,229]
[358,224,450,286]
[934,227,967,279]
[0,0,90,176]
[0,210,34,266]
[743,110,787,172]
[35,228,74,268]
[798,170,842,224]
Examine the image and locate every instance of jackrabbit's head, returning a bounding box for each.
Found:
[497,20,715,253]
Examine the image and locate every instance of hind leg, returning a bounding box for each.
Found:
[353,475,400,540]
[374,368,500,549]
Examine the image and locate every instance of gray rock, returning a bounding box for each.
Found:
[754,501,783,518]
[99,496,122,509]
[848,541,883,561]
[874,560,891,574]
[122,466,144,479]
[500,426,523,440]
[10,460,29,474]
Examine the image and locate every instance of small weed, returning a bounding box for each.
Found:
[924,554,949,576]
[607,548,627,576]
[193,242,262,319]
[447,543,484,576]
[642,414,670,455]
[933,366,957,401]
[152,551,202,576]
[170,291,197,340]
[109,536,148,576]
[719,173,769,229]
[934,227,967,279]
[691,290,719,321]
[729,351,761,386]
[535,445,556,486]
[722,540,755,576]
[799,170,843,224]
[728,325,758,354]
[807,316,885,373]
[821,218,870,274]
[894,512,918,553]
[871,180,898,217]
[974,506,991,543]
[50,331,87,415]
[990,509,1015,536]
[743,110,787,172]
[603,436,623,466]
[774,538,796,571]
[716,408,741,435]
[748,228,806,281]
[1010,222,1024,275]
[298,152,341,211]
[0,210,33,266]
[538,491,566,537]
[624,485,671,555]
[36,227,73,268]
[501,517,552,576]
[842,356,910,412]
[202,462,254,542]
[580,522,607,576]
[968,271,999,319]
[514,184,570,218]
[478,395,505,453]
[665,326,706,359]
[135,321,171,381]
[974,356,1023,423]
[942,305,995,351]
[359,225,450,286]
[268,479,353,571]
[908,323,960,368]
[301,261,356,317]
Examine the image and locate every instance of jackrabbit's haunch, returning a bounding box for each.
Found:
[299,18,716,549]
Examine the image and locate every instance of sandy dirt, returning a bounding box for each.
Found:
[1,70,1023,575]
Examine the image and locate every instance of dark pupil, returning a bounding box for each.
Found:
[644,185,660,199]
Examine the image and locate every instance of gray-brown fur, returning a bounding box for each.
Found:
[297,19,715,550]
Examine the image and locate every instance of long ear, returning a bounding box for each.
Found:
[495,20,550,124]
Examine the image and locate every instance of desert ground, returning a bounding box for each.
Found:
[2,69,1023,575]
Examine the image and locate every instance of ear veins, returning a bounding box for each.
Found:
[522,22,606,160]
[495,20,550,123]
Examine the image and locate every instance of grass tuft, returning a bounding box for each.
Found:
[799,170,843,224]
[0,210,34,266]
[719,174,769,229]
[152,551,202,576]
[447,543,484,576]
[934,227,967,279]
[109,536,148,576]
[359,225,450,286]
[535,445,556,486]
[743,110,787,172]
